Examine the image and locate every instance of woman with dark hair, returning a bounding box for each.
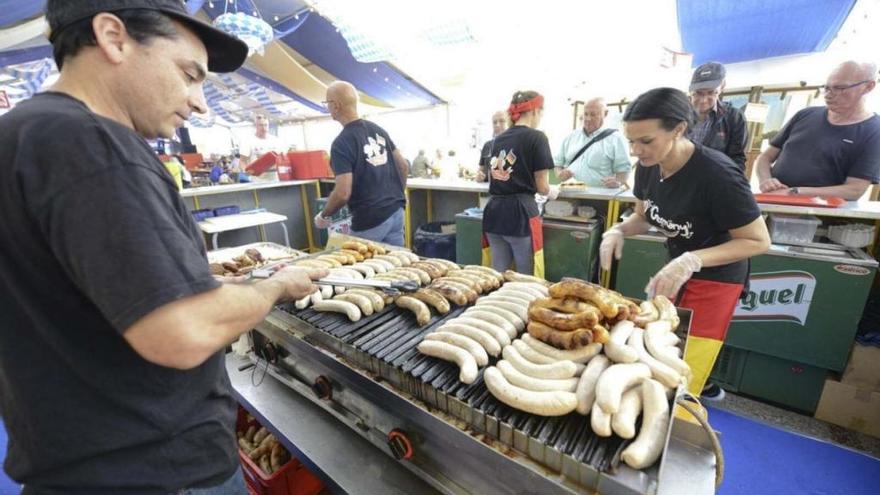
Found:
[600,87,770,399]
[481,90,558,276]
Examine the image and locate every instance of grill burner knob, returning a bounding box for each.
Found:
[312,375,333,400]
[387,429,413,461]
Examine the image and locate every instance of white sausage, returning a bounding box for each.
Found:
[521,334,602,364]
[496,360,579,392]
[312,299,361,322]
[605,320,639,364]
[362,260,388,273]
[334,293,373,316]
[483,367,577,416]
[502,345,578,379]
[480,292,532,306]
[438,323,502,357]
[463,265,505,284]
[510,340,585,374]
[575,355,611,415]
[496,284,543,300]
[502,281,549,296]
[621,379,670,469]
[329,267,363,279]
[396,267,430,284]
[595,363,652,414]
[464,305,524,332]
[453,317,511,347]
[460,309,517,339]
[369,258,395,271]
[390,250,420,263]
[374,254,403,267]
[387,269,420,284]
[633,300,660,326]
[385,251,413,266]
[591,402,613,437]
[309,291,323,305]
[344,288,385,312]
[611,387,643,439]
[417,340,478,384]
[294,294,311,309]
[348,263,376,278]
[657,331,681,347]
[320,285,333,299]
[474,299,528,322]
[627,328,683,389]
[423,332,488,366]
[645,323,692,379]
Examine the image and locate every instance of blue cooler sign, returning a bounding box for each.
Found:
[734,271,817,325]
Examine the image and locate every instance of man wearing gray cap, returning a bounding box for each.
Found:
[0,1,326,493]
[688,61,748,170]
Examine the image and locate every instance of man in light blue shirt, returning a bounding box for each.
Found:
[554,98,631,188]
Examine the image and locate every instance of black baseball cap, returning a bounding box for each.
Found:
[46,0,248,73]
[690,62,726,92]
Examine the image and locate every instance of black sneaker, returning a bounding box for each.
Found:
[701,383,726,402]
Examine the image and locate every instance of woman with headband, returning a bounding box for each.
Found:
[481,90,558,276]
[600,87,770,400]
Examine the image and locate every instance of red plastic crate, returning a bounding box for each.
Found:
[237,408,324,495]
[246,152,280,176]
[285,151,332,179]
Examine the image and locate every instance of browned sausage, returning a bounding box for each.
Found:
[528,306,600,330]
[410,288,451,314]
[527,321,595,350]
[529,297,595,314]
[549,279,623,318]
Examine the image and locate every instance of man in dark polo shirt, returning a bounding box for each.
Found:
[757,61,880,200]
[314,81,408,246]
[0,2,326,494]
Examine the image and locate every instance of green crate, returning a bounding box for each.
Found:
[613,235,668,298]
[455,214,483,266]
[709,345,748,392]
[542,220,599,283]
[739,351,829,414]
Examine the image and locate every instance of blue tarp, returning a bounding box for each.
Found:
[678,0,856,65]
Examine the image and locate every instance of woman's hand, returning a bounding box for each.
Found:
[599,228,626,270]
[645,252,702,299]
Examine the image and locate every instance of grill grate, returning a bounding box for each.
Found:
[280,302,629,475]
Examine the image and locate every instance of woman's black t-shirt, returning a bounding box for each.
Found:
[483,125,554,236]
[633,143,761,284]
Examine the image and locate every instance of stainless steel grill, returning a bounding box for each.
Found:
[253,295,716,495]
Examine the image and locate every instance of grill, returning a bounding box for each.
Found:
[253,293,716,494]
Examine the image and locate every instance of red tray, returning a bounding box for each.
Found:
[753,193,846,208]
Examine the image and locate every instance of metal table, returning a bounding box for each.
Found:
[226,353,440,495]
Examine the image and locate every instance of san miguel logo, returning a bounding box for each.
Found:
[733,271,816,325]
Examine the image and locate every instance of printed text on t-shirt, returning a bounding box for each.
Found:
[644,199,694,239]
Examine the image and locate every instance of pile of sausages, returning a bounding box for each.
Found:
[420,275,692,471]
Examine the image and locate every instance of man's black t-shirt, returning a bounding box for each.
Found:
[483,126,555,236]
[330,119,406,231]
[634,144,761,284]
[0,93,237,494]
[770,106,880,187]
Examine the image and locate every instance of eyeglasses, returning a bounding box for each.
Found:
[820,80,872,95]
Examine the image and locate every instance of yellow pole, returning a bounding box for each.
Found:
[600,199,621,288]
[404,187,412,249]
[301,183,317,252]
[253,190,267,242]
[427,189,433,223]
[193,195,201,210]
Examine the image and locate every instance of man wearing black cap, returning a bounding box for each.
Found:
[0,2,326,493]
[687,61,748,170]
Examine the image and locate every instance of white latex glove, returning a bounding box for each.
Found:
[645,252,702,299]
[314,212,332,229]
[547,185,560,200]
[599,227,625,271]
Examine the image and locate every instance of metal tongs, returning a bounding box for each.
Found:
[250,264,418,295]
[315,276,419,296]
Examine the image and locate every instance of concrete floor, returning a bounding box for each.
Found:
[708,390,880,459]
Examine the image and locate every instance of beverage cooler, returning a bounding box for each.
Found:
[454,213,601,283]
[614,234,878,413]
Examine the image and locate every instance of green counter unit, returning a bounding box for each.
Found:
[454,214,601,282]
[711,346,828,413]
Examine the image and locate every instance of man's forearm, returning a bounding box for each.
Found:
[615,171,630,185]
[125,280,287,369]
[321,187,349,218]
[755,155,773,182]
[800,184,869,201]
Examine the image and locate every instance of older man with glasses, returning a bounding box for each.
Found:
[756,60,880,200]
[686,62,749,170]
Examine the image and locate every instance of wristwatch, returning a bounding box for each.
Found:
[789,187,799,195]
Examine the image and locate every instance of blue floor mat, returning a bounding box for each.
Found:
[709,406,880,495]
[0,421,19,495]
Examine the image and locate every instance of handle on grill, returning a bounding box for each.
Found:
[678,394,724,489]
